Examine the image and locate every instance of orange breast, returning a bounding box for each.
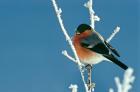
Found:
[73,36,95,62]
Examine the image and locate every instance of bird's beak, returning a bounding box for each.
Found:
[76,31,80,35]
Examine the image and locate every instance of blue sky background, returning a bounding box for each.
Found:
[0,0,139,92]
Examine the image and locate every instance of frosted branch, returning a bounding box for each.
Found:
[62,50,77,63]
[109,67,135,92]
[122,67,135,92]
[51,0,71,41]
[69,84,78,92]
[109,88,114,92]
[84,0,100,29]
[115,77,122,92]
[107,26,120,43]
[51,0,89,92]
[84,0,120,43]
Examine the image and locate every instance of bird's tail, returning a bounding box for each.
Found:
[103,54,128,70]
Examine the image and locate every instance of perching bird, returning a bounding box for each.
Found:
[73,24,128,70]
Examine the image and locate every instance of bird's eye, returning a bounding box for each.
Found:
[76,32,80,35]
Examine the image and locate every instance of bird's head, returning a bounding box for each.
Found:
[75,24,93,38]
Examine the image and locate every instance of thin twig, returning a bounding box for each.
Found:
[62,50,77,63]
[107,27,120,43]
[86,64,93,92]
[109,67,135,92]
[69,84,78,92]
[84,0,100,29]
[109,88,114,92]
[51,0,88,91]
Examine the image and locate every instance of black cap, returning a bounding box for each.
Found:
[76,24,91,33]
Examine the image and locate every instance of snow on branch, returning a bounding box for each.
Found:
[109,67,135,92]
[62,50,77,63]
[69,84,78,92]
[109,88,114,92]
[84,0,119,42]
[107,27,120,43]
[84,0,100,29]
[51,0,82,67]
[51,0,88,92]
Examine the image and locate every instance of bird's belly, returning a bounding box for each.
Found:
[75,45,106,64]
[82,53,105,64]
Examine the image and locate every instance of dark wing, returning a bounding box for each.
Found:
[104,41,120,57]
[80,32,110,55]
[80,32,128,70]
[103,54,128,70]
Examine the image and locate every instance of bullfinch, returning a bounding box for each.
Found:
[73,24,128,70]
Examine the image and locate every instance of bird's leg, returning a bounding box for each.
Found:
[86,64,93,92]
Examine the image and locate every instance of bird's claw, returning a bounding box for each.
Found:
[85,64,92,70]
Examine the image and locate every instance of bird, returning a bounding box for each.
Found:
[73,24,128,70]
